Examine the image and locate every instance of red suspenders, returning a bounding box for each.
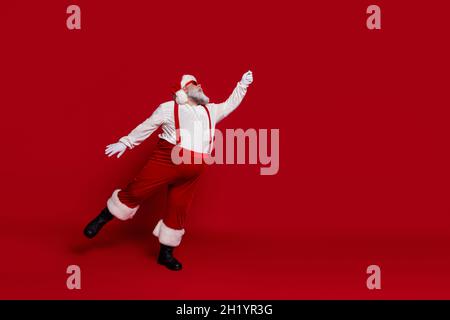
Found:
[202,104,213,153]
[173,102,213,153]
[174,103,181,145]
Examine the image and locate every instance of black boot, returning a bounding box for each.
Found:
[83,207,114,239]
[157,244,182,271]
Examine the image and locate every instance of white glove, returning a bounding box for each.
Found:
[105,142,127,158]
[240,70,253,86]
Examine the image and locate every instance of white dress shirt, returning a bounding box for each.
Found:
[119,81,248,154]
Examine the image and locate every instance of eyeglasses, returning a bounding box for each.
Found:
[184,80,199,88]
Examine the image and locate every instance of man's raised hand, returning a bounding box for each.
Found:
[240,70,253,86]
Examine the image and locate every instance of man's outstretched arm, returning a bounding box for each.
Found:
[210,70,253,123]
[105,103,169,158]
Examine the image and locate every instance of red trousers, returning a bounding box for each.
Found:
[106,138,207,246]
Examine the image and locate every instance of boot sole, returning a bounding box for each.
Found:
[157,260,183,271]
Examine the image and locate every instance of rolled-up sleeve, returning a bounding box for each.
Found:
[210,82,248,123]
[119,104,168,149]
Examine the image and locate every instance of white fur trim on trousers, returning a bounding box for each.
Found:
[152,219,185,247]
[106,189,140,221]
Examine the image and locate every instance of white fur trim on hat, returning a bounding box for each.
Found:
[175,89,188,105]
[106,189,140,221]
[174,74,197,105]
[152,219,185,247]
[180,74,197,88]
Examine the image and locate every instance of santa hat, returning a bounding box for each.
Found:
[173,74,198,105]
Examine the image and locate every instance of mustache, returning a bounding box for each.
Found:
[187,88,210,104]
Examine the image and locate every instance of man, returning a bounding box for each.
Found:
[83,71,254,271]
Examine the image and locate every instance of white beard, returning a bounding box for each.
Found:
[187,87,210,105]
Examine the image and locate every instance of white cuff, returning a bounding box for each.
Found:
[238,81,249,89]
[106,189,139,220]
[152,219,185,247]
[118,137,134,149]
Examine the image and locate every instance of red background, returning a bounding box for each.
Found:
[1,0,449,299]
